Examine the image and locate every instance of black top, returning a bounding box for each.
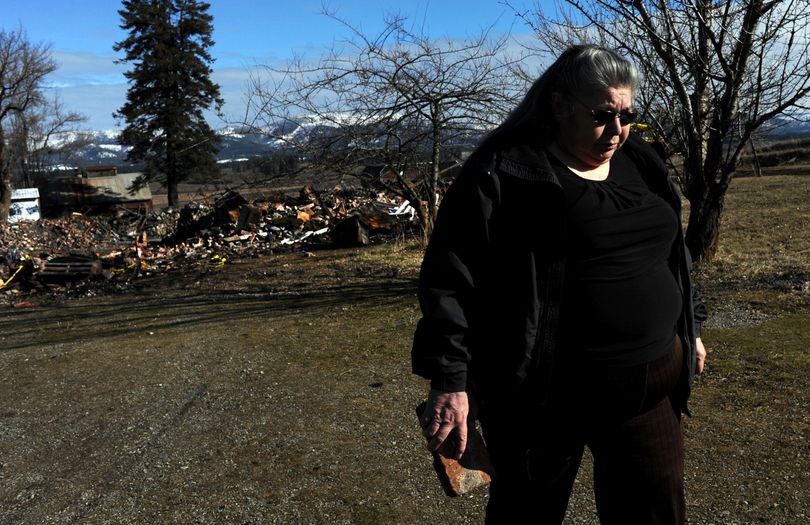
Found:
[551,148,683,367]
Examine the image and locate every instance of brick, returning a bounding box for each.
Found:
[416,402,495,497]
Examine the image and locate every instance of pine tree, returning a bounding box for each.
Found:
[114,0,223,207]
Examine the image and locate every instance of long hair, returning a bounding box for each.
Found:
[484,45,639,149]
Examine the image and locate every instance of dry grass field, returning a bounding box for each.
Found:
[0,175,807,524]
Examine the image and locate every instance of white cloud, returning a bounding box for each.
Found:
[45,29,548,132]
[52,83,127,131]
[47,51,257,131]
[51,51,125,86]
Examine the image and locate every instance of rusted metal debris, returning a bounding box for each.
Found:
[38,255,104,282]
[0,187,417,299]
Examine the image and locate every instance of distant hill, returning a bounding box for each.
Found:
[64,118,338,168]
[69,127,279,167]
[759,115,810,137]
[59,114,810,170]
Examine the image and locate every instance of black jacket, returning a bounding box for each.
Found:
[411,132,707,414]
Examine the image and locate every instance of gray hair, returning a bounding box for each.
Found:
[551,45,639,96]
[483,45,639,147]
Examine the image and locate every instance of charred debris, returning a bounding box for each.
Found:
[0,186,417,303]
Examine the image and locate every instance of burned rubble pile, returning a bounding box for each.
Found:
[0,187,417,303]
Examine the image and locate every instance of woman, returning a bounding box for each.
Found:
[412,45,708,524]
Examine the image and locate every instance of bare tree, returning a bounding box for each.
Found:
[246,13,529,241]
[6,97,88,188]
[514,0,810,261]
[0,28,59,221]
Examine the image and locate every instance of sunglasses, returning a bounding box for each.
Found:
[572,96,638,126]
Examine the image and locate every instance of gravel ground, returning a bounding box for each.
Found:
[0,248,807,524]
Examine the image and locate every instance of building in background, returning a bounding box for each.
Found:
[9,188,41,223]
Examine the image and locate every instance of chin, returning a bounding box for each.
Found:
[595,146,618,159]
[590,151,615,164]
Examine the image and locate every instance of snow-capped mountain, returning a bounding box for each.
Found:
[55,113,810,170]
[63,116,365,167]
[66,127,281,167]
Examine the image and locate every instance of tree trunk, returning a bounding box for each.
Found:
[411,196,434,246]
[425,100,442,242]
[749,136,762,177]
[685,188,726,263]
[0,137,10,223]
[168,178,179,208]
[421,210,435,246]
[0,170,11,223]
[166,134,178,207]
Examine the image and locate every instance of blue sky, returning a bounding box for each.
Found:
[4,0,546,131]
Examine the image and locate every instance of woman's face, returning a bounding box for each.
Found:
[553,85,634,169]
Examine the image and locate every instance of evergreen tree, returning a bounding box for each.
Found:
[114,0,223,206]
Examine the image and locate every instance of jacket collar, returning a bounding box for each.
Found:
[491,131,668,188]
[493,139,561,186]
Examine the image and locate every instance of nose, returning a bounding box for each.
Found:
[605,115,623,135]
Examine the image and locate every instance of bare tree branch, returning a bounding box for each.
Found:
[0,28,59,222]
[244,12,530,240]
[511,0,810,261]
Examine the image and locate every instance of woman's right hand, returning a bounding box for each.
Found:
[420,389,469,459]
